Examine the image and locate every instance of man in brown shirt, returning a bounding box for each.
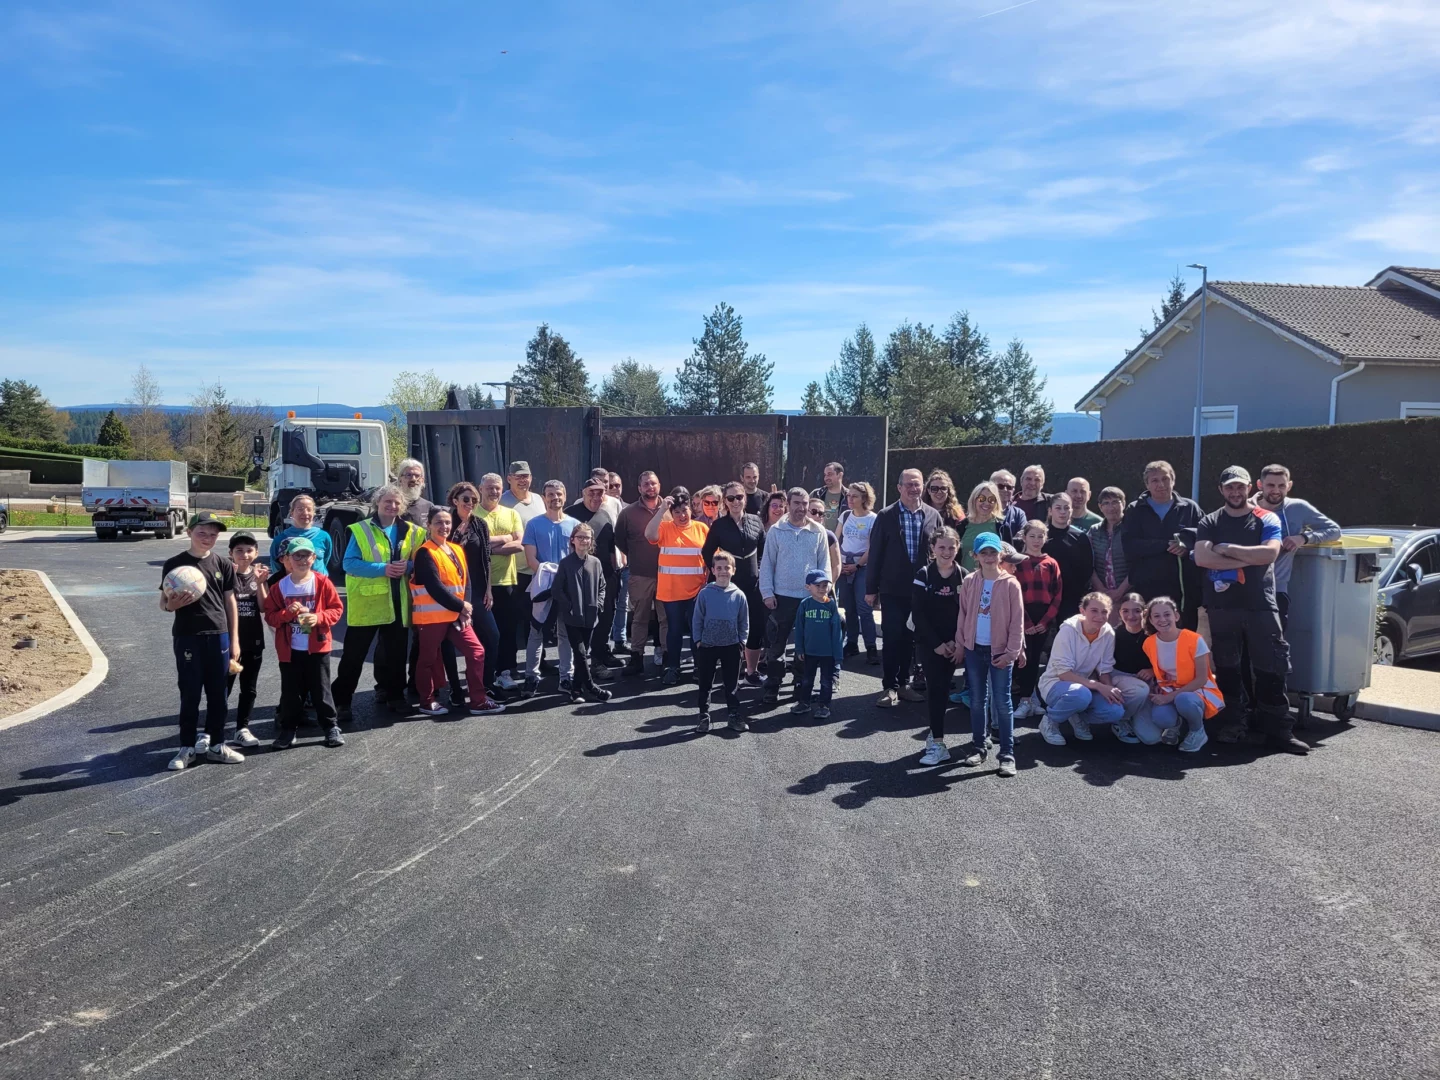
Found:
[614,470,667,675]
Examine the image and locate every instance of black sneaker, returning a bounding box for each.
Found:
[612,641,632,655]
[623,657,644,677]
[728,710,749,732]
[585,687,612,703]
[866,648,880,666]
[744,672,764,687]
[559,677,573,696]
[272,729,295,750]
[761,689,778,706]
[662,668,678,686]
[1273,733,1311,755]
[522,678,539,699]
[335,705,353,723]
[697,712,712,733]
[324,725,345,747]
[842,645,859,660]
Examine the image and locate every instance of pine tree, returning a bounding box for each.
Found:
[462,383,497,409]
[0,379,60,442]
[1141,269,1189,340]
[992,338,1053,444]
[598,359,670,416]
[883,323,979,448]
[822,324,882,415]
[513,324,593,407]
[800,381,829,415]
[943,311,1002,442]
[671,303,774,415]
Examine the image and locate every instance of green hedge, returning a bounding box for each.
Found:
[0,432,128,459]
[188,473,246,493]
[889,416,1440,529]
[0,450,83,484]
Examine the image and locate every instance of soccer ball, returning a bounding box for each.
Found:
[163,565,208,603]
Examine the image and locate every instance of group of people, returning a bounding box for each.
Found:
[159,452,1339,778]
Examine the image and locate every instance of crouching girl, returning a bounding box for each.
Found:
[1138,596,1220,753]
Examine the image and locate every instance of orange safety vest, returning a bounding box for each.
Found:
[655,519,709,602]
[1143,629,1224,718]
[409,539,467,625]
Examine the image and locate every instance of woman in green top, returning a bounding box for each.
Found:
[958,481,1005,571]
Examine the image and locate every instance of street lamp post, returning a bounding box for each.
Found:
[1187,263,1208,502]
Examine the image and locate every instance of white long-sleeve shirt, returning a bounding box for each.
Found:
[1039,614,1116,701]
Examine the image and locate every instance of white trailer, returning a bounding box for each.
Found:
[82,459,190,540]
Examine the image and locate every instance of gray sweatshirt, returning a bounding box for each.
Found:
[759,518,829,600]
[1261,497,1342,593]
[552,552,606,628]
[691,582,749,647]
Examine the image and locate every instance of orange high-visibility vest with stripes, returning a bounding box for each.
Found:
[1143,629,1224,718]
[409,539,467,625]
[655,519,709,602]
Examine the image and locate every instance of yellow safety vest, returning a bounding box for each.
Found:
[346,517,424,627]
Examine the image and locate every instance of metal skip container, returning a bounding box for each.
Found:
[1286,534,1393,720]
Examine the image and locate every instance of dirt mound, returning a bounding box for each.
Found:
[0,570,91,720]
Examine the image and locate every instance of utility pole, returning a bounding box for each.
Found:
[484,381,516,408]
[1186,263,1208,502]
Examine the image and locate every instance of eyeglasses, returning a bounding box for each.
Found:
[725,493,745,502]
[995,483,1014,490]
[607,483,621,491]
[808,509,824,517]
[927,485,948,493]
[456,495,476,504]
[701,500,719,507]
[977,496,996,503]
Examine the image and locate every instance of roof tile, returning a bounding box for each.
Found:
[1210,281,1440,363]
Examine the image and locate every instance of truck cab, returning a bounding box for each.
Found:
[259,413,390,539]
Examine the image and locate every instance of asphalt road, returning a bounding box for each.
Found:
[2,530,1438,1080]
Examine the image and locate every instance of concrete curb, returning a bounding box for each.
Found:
[0,569,110,731]
[1356,701,1440,733]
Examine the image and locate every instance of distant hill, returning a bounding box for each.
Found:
[1050,412,1100,444]
[64,403,398,421]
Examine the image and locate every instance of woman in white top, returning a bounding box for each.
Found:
[1037,591,1128,746]
[836,481,879,663]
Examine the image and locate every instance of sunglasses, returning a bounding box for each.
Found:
[456,494,476,504]
[701,499,719,507]
[808,508,824,517]
[608,483,621,490]
[995,483,1014,490]
[725,493,745,502]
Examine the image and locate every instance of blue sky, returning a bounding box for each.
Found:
[2,1,1438,412]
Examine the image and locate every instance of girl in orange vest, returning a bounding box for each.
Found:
[411,509,506,718]
[1138,596,1221,753]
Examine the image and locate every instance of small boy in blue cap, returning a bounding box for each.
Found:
[792,568,843,720]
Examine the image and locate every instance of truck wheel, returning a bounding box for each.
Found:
[327,515,350,583]
[159,515,176,540]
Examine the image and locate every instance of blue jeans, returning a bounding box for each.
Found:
[663,598,696,675]
[1135,690,1206,744]
[838,564,876,651]
[612,567,630,645]
[174,632,230,747]
[1043,681,1126,730]
[797,654,838,705]
[965,645,1015,759]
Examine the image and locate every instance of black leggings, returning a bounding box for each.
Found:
[227,646,264,727]
[1012,630,1049,699]
[922,654,956,739]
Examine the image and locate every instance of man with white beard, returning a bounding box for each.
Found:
[396,459,438,529]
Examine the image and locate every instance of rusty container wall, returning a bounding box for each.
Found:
[506,407,601,497]
[602,415,784,496]
[783,415,888,496]
[407,410,507,503]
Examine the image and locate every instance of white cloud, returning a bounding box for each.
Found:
[1348,212,1440,255]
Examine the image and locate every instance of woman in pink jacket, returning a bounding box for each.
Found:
[955,533,1025,777]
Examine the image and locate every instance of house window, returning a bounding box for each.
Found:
[1400,402,1440,419]
[1200,405,1238,435]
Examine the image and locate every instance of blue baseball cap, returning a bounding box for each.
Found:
[973,533,1004,555]
[805,568,832,586]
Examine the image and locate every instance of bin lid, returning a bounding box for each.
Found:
[1299,534,1393,554]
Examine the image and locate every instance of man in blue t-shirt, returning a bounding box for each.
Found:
[522,480,580,569]
[1194,465,1305,755]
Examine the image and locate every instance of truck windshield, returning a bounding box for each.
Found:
[316,428,362,455]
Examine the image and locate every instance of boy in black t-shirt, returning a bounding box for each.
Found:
[226,531,269,748]
[160,512,243,771]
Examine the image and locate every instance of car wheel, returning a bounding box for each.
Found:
[1374,631,1398,667]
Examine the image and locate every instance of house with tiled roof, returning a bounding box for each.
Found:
[1075,265,1440,439]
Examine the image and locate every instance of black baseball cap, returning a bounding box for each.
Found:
[188,511,228,531]
[228,530,258,549]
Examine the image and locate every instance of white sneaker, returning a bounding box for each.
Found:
[167,747,195,771]
[1113,718,1140,744]
[496,671,519,691]
[1014,698,1037,720]
[193,734,211,755]
[875,688,898,708]
[1039,716,1066,746]
[997,756,1018,778]
[231,727,261,748]
[1179,728,1209,754]
[1160,725,1181,746]
[206,743,245,764]
[1070,717,1093,741]
[919,737,950,766]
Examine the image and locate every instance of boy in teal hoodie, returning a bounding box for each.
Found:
[792,569,843,719]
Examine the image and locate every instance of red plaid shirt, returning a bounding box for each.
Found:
[1014,553,1062,631]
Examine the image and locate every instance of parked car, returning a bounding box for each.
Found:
[1353,527,1440,665]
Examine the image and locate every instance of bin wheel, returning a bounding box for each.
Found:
[1332,693,1356,722]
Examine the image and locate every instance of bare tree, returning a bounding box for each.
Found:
[125,365,175,460]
